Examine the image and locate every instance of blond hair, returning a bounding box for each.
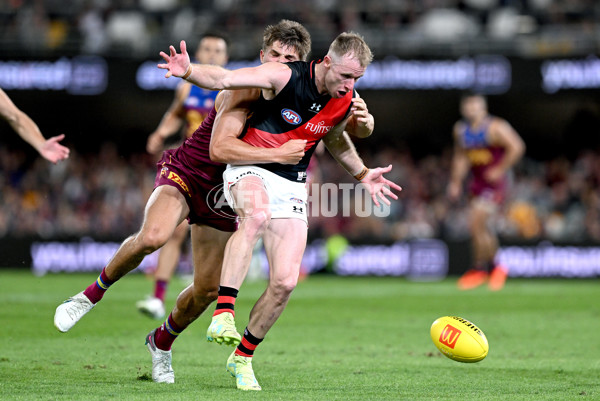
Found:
[327,32,373,67]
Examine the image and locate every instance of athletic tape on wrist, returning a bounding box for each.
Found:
[354,166,369,181]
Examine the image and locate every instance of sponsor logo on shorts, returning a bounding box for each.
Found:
[167,171,190,196]
[234,170,263,182]
[292,205,304,214]
[289,197,303,204]
[281,108,302,125]
[439,324,462,349]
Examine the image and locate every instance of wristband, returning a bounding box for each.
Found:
[181,64,193,79]
[353,166,369,181]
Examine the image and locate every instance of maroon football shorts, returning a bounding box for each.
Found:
[154,151,237,232]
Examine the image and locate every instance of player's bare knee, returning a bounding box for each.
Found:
[137,226,171,252]
[269,276,298,300]
[239,210,271,239]
[191,283,219,304]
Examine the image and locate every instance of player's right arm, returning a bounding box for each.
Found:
[209,89,306,165]
[158,40,290,98]
[0,88,69,163]
[447,122,470,201]
[146,83,189,154]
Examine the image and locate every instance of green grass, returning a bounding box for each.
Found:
[0,270,599,400]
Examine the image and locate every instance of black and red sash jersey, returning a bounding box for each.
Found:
[240,60,354,182]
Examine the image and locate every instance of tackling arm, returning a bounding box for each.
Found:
[209,89,307,165]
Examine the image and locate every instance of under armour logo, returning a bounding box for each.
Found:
[292,206,303,213]
[309,103,322,112]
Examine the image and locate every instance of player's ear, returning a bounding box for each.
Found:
[259,50,265,63]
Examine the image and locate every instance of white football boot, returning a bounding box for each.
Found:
[136,296,165,320]
[54,291,95,332]
[145,329,175,383]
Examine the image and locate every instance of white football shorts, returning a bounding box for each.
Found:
[223,165,308,224]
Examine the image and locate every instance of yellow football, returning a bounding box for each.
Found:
[430,316,489,363]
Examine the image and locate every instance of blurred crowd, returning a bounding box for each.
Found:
[0,0,598,59]
[1,140,599,244]
[310,146,600,244]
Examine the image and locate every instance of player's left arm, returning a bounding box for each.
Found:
[158,40,290,96]
[322,122,401,207]
[0,88,69,163]
[486,118,526,182]
[344,91,374,139]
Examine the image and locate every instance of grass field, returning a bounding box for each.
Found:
[0,270,599,400]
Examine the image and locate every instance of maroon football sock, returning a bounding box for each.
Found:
[83,267,115,304]
[154,280,168,302]
[154,313,184,351]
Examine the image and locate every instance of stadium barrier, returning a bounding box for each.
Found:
[0,237,598,279]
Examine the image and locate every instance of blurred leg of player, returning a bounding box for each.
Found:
[54,186,189,332]
[457,198,507,290]
[137,221,190,320]
[145,224,231,383]
[225,218,306,391]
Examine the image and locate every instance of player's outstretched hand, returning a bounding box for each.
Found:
[40,134,70,164]
[360,164,402,207]
[277,139,306,165]
[158,40,191,79]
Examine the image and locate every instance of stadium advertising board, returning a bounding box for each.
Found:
[3,55,600,95]
[24,238,600,279]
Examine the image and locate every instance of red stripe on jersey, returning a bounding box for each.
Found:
[242,91,352,150]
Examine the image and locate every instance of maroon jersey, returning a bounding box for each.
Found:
[155,107,236,231]
[458,117,507,203]
[169,107,225,184]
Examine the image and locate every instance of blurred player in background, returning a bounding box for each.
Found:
[0,88,69,163]
[447,92,525,291]
[136,33,229,320]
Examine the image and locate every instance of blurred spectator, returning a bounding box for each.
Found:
[0,0,598,58]
[1,140,599,244]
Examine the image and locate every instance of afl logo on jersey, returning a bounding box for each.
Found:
[281,109,302,125]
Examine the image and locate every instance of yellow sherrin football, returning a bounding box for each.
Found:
[430,316,489,363]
